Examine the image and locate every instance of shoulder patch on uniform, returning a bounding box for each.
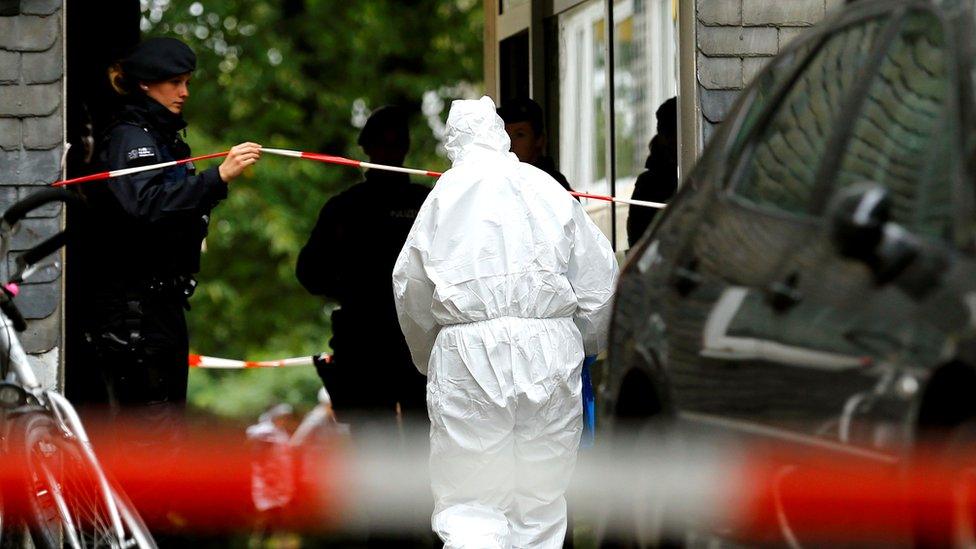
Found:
[390,208,419,219]
[126,146,157,161]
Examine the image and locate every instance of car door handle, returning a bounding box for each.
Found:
[767,272,802,312]
[672,258,702,296]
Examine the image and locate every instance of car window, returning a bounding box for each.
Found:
[731,19,886,216]
[832,10,954,241]
[725,42,815,156]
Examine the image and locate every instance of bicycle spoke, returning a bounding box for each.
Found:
[27,430,129,548]
[63,453,116,547]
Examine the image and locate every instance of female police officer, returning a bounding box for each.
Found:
[69,37,260,433]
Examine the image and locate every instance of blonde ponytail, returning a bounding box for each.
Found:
[107,63,130,95]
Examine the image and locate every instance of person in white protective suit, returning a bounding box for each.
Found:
[392,96,619,548]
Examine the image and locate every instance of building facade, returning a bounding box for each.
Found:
[0,0,66,390]
[484,0,845,252]
[0,0,851,389]
[0,0,137,390]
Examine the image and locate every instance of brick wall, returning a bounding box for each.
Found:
[696,0,846,143]
[0,0,65,390]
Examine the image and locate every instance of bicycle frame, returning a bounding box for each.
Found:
[0,307,155,548]
[0,187,156,549]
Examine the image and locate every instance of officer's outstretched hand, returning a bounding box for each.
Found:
[218,142,262,182]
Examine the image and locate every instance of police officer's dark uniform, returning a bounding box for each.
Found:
[627,97,678,248]
[626,136,677,248]
[69,38,227,416]
[297,170,430,421]
[297,167,433,548]
[296,109,430,425]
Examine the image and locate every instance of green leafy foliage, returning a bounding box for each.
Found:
[140,0,483,419]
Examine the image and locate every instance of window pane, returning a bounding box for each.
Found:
[834,11,952,240]
[558,0,612,237]
[728,40,818,157]
[733,20,884,215]
[612,0,677,250]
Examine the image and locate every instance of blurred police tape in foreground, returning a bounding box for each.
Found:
[3,413,975,546]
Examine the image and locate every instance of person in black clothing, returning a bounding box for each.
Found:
[67,37,260,434]
[296,106,431,428]
[497,97,575,194]
[627,97,678,248]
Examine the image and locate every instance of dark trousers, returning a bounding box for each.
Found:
[71,288,189,406]
[68,288,190,543]
[314,353,427,419]
[314,355,435,547]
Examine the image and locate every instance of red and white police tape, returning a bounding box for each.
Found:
[3,418,971,544]
[51,147,666,209]
[260,147,443,178]
[51,151,231,187]
[188,352,331,369]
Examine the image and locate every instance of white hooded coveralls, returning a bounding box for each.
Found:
[393,96,618,548]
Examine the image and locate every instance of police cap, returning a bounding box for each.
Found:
[122,37,197,82]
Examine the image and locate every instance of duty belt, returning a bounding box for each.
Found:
[146,275,197,301]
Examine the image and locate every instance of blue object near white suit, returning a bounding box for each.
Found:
[581,356,597,448]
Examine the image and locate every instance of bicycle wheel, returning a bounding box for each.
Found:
[8,410,154,548]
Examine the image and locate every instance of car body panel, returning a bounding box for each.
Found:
[601,0,976,544]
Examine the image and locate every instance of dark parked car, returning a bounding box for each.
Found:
[602,0,976,546]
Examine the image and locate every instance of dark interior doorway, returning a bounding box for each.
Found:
[499,30,529,104]
[64,0,140,393]
[65,0,140,174]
